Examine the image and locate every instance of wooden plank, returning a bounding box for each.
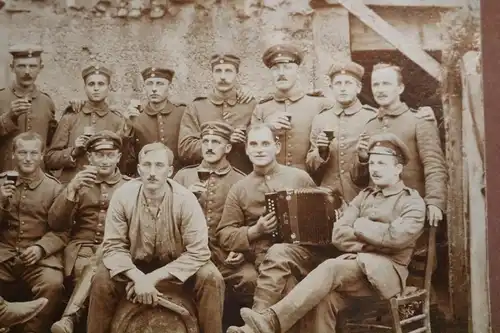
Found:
[337,0,442,81]
[324,0,465,7]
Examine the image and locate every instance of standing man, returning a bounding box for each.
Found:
[45,65,125,184]
[216,123,316,271]
[49,131,130,333]
[0,132,68,333]
[306,61,377,200]
[174,121,256,323]
[0,44,57,173]
[87,142,225,333]
[178,54,256,174]
[251,43,329,171]
[120,67,186,176]
[229,133,426,333]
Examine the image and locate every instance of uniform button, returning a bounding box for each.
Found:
[96,232,101,236]
[207,217,211,221]
[210,192,214,195]
[287,144,292,148]
[21,221,25,225]
[287,153,292,157]
[340,160,345,164]
[287,135,292,139]
[340,144,345,148]
[341,136,345,140]
[92,120,96,124]
[160,129,164,133]
[209,201,213,204]
[266,176,271,180]
[100,209,105,213]
[287,162,291,166]
[98,223,102,227]
[161,137,165,141]
[340,152,344,156]
[340,170,345,174]
[94,239,99,243]
[208,209,212,213]
[22,195,26,199]
[20,231,23,234]
[136,138,140,142]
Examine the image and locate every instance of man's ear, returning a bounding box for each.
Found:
[275,141,281,155]
[225,143,233,154]
[167,166,174,178]
[398,83,405,95]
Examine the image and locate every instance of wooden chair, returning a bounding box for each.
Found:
[338,225,437,333]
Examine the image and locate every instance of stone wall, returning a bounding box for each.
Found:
[0,0,350,117]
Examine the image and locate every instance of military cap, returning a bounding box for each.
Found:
[262,43,304,68]
[328,61,365,81]
[200,121,234,141]
[82,65,112,81]
[85,130,122,152]
[9,44,43,58]
[368,133,411,165]
[141,67,174,82]
[210,54,241,71]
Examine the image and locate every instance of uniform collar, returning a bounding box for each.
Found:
[373,181,406,197]
[16,169,45,189]
[331,99,362,116]
[81,101,110,117]
[208,89,238,106]
[144,100,175,116]
[253,161,281,177]
[378,101,409,118]
[273,86,305,103]
[95,168,122,185]
[198,159,232,176]
[10,82,40,100]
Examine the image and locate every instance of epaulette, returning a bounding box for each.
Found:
[177,164,200,172]
[306,90,325,97]
[44,172,61,184]
[121,174,133,181]
[173,101,187,107]
[62,105,77,115]
[110,108,124,118]
[231,166,247,177]
[40,91,52,98]
[361,186,375,194]
[193,96,207,102]
[362,104,378,112]
[259,95,274,104]
[412,106,436,121]
[0,88,5,92]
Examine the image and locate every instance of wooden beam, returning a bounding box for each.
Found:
[324,0,465,7]
[337,0,442,82]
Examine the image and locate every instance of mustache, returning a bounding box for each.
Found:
[277,76,287,82]
[22,74,32,80]
[376,94,388,98]
[147,176,158,181]
[205,149,215,155]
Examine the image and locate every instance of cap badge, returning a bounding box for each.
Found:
[220,59,224,64]
[28,49,33,57]
[208,129,214,135]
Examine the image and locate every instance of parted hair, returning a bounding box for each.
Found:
[372,62,403,85]
[246,123,279,143]
[138,142,175,166]
[12,131,45,152]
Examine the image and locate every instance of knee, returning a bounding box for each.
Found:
[316,258,342,274]
[196,261,225,289]
[35,269,64,296]
[91,263,113,292]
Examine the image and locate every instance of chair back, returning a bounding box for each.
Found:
[424,225,437,299]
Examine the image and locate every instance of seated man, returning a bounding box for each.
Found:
[87,142,225,333]
[229,132,426,333]
[49,131,130,333]
[174,121,256,309]
[216,123,316,271]
[0,297,47,332]
[0,132,68,333]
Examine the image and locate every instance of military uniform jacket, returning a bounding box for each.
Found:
[216,163,316,265]
[0,170,68,270]
[173,160,245,266]
[48,169,130,276]
[44,102,125,184]
[178,91,256,174]
[351,102,447,211]
[306,100,377,202]
[121,101,185,176]
[251,89,329,171]
[331,181,426,299]
[0,85,57,172]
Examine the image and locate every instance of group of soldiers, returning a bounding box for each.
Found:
[0,40,447,333]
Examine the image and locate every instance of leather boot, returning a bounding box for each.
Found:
[50,316,74,333]
[0,298,48,329]
[226,325,255,333]
[240,308,280,333]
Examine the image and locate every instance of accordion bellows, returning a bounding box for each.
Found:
[265,187,343,245]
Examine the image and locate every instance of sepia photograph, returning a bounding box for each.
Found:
[0,0,487,332]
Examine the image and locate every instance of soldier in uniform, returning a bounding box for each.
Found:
[178,54,256,174]
[0,132,68,333]
[306,61,377,201]
[251,43,329,171]
[216,123,316,273]
[44,65,125,184]
[174,121,256,325]
[229,133,426,333]
[120,67,186,176]
[0,44,57,173]
[49,131,130,333]
[0,297,47,332]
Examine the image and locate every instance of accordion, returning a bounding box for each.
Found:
[265,187,343,246]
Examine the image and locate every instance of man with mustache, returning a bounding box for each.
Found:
[87,142,224,333]
[216,123,316,286]
[306,61,377,201]
[174,121,255,326]
[45,65,125,184]
[120,67,186,176]
[49,131,130,333]
[251,43,329,172]
[178,54,256,174]
[229,133,426,333]
[0,132,69,333]
[0,44,57,173]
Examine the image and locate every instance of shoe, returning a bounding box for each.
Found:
[0,298,48,328]
[226,325,255,333]
[51,316,74,333]
[240,308,278,333]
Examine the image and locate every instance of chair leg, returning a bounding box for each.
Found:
[389,298,404,333]
[424,299,432,332]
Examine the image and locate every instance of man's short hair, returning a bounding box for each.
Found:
[12,131,44,152]
[372,63,403,85]
[138,142,174,166]
[246,123,279,143]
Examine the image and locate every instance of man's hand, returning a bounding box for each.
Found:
[269,112,291,131]
[131,275,162,306]
[20,246,44,266]
[72,135,91,157]
[230,127,246,144]
[124,103,141,120]
[316,131,331,149]
[0,180,16,200]
[188,182,207,194]
[236,87,254,104]
[9,98,31,120]
[255,212,277,235]
[67,168,98,195]
[427,205,443,227]
[356,132,370,162]
[225,251,244,267]
[69,99,86,113]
